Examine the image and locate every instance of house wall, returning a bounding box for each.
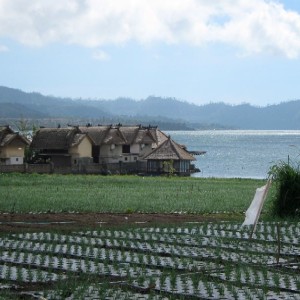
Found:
[147,159,192,175]
[139,143,154,157]
[147,160,160,172]
[96,143,155,164]
[130,144,139,154]
[69,137,93,165]
[0,140,26,159]
[5,157,24,165]
[121,154,139,163]
[174,160,191,173]
[120,143,145,163]
[69,136,92,158]
[100,144,123,163]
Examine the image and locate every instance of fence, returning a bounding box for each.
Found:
[0,161,148,175]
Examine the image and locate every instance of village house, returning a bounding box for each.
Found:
[30,127,93,167]
[78,125,127,164]
[28,124,201,175]
[144,136,197,175]
[79,125,168,164]
[0,125,30,165]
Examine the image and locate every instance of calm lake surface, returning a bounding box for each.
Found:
[166,130,300,179]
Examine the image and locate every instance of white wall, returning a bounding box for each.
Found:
[7,157,24,165]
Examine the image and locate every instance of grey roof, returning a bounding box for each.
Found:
[119,126,158,144]
[154,128,168,145]
[30,125,170,150]
[102,127,127,145]
[79,126,127,145]
[31,128,82,150]
[144,136,196,161]
[0,126,30,147]
[79,126,111,145]
[79,125,167,146]
[0,126,14,145]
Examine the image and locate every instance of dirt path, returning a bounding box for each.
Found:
[0,212,220,233]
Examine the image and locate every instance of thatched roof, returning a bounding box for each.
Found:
[79,126,127,145]
[31,128,86,150]
[154,128,168,145]
[102,127,127,145]
[79,125,167,146]
[79,126,110,145]
[144,136,196,161]
[0,126,30,147]
[30,125,169,150]
[0,126,14,145]
[119,126,158,144]
[70,133,90,147]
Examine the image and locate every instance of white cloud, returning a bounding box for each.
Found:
[0,0,300,58]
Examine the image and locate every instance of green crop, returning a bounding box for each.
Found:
[0,173,269,214]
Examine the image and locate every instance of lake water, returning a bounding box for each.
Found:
[166,130,300,179]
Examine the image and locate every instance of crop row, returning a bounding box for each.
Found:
[1,238,299,292]
[0,222,299,299]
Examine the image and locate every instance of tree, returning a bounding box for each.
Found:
[14,117,38,163]
[162,160,176,176]
[14,117,36,141]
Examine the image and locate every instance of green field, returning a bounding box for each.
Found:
[0,173,272,215]
[1,174,300,299]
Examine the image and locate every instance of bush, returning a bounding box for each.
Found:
[269,161,300,217]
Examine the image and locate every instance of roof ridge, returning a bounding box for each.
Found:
[132,126,140,144]
[169,138,181,159]
[116,126,127,144]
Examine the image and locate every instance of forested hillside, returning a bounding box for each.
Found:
[0,86,299,130]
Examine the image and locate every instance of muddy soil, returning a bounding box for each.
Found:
[0,212,219,233]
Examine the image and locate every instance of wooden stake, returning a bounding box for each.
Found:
[276,222,281,266]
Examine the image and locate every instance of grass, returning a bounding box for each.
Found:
[0,173,271,214]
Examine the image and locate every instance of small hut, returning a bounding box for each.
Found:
[143,136,197,175]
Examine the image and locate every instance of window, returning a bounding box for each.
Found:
[122,144,130,154]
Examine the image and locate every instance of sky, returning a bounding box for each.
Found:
[1,0,300,106]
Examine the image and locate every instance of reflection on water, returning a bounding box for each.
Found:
[166,130,300,179]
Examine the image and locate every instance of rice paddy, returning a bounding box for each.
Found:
[0,221,299,299]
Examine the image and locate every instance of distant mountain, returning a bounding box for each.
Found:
[0,102,48,118]
[0,86,109,119]
[0,86,299,130]
[98,97,300,130]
